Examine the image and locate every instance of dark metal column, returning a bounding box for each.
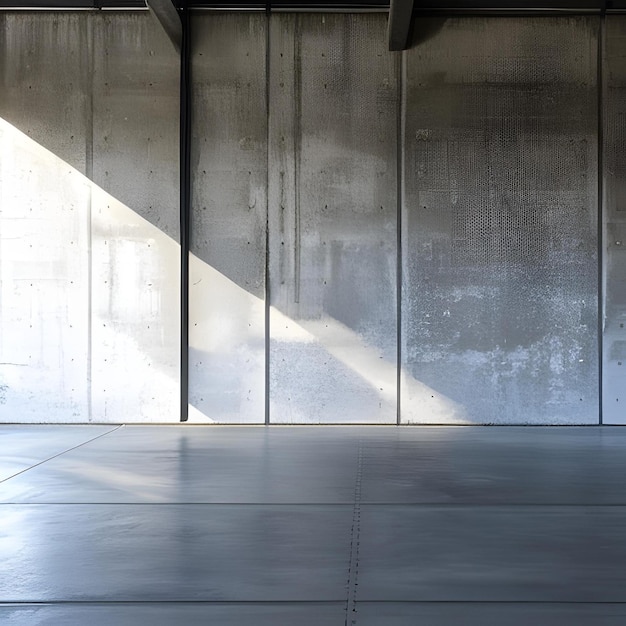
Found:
[180,4,191,422]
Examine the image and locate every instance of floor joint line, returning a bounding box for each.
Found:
[0,425,123,484]
[345,439,364,626]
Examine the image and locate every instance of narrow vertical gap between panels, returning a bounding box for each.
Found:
[598,15,605,425]
[265,6,271,426]
[180,8,191,422]
[396,50,405,426]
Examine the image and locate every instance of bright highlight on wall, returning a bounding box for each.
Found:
[0,116,180,422]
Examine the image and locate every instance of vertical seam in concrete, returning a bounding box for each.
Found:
[265,7,271,426]
[396,49,406,426]
[86,14,94,423]
[179,7,191,422]
[345,439,363,626]
[598,14,605,425]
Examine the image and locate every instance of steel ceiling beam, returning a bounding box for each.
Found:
[388,0,414,50]
[146,0,182,52]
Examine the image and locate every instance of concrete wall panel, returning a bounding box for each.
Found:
[401,17,599,424]
[0,14,90,422]
[0,12,180,423]
[603,16,626,423]
[91,13,180,422]
[189,13,267,423]
[268,14,398,423]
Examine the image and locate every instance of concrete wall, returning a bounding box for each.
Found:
[267,14,398,423]
[0,12,180,422]
[604,17,626,424]
[401,17,599,423]
[189,13,267,423]
[190,13,603,424]
[1,11,621,424]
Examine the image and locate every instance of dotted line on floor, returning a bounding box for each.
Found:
[345,441,363,626]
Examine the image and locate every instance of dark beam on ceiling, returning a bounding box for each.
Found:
[146,0,182,52]
[388,0,414,51]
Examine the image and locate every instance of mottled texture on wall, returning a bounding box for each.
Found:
[0,12,180,422]
[90,14,180,422]
[604,17,626,424]
[189,13,267,423]
[268,13,398,423]
[0,14,91,421]
[0,11,610,424]
[402,17,599,423]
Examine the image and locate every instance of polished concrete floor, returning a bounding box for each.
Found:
[2,425,626,624]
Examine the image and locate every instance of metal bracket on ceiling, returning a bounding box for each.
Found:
[146,0,182,52]
[388,0,414,51]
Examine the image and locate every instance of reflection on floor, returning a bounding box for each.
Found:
[1,425,626,625]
